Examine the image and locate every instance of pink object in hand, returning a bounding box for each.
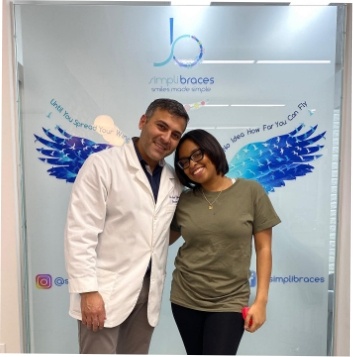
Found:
[242,306,250,319]
[242,306,252,327]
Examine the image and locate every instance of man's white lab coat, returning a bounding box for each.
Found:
[64,140,183,327]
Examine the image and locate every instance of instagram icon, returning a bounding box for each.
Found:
[36,274,52,289]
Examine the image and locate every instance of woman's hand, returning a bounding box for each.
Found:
[244,302,267,333]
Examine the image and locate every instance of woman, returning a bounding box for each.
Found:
[170,129,281,355]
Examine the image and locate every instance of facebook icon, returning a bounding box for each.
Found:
[249,270,257,288]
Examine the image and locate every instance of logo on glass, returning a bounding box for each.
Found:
[249,270,257,288]
[36,274,52,289]
[154,18,204,68]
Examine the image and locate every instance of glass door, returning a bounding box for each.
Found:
[13,3,347,354]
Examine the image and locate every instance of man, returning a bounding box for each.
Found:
[64,98,189,354]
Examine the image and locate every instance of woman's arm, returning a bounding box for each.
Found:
[244,228,272,333]
[170,229,181,245]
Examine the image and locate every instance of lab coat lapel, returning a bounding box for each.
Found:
[124,140,176,205]
[124,141,152,195]
[156,165,175,207]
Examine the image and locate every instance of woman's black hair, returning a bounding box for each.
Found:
[174,129,229,190]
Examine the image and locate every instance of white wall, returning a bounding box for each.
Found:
[333,4,351,356]
[1,0,23,352]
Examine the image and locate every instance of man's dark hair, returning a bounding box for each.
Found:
[174,129,229,190]
[145,98,189,123]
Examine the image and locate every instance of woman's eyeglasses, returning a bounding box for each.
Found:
[177,149,204,170]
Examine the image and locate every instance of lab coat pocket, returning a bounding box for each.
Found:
[165,205,177,213]
[156,204,177,227]
[96,268,119,305]
[70,269,119,317]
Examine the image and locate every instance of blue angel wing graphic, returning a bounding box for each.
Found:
[228,124,326,193]
[34,126,112,182]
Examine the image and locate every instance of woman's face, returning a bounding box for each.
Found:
[178,139,218,185]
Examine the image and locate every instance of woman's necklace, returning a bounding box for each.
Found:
[200,178,236,210]
[201,189,223,210]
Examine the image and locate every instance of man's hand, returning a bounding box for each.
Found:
[80,291,106,332]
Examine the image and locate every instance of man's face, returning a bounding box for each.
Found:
[137,108,187,169]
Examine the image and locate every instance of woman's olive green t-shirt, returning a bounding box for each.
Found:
[170,178,281,312]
